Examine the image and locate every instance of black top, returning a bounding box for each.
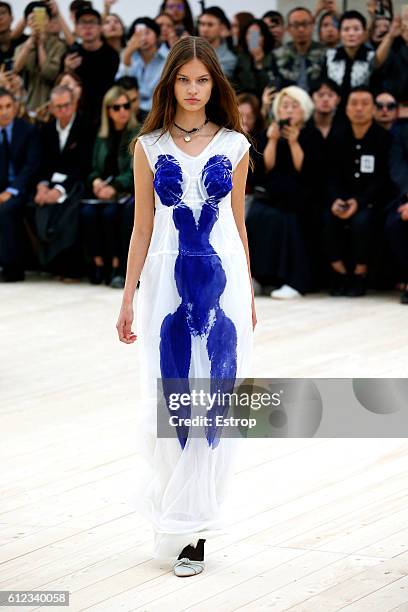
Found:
[103,128,124,179]
[253,125,323,212]
[65,42,119,129]
[326,121,395,209]
[0,34,27,70]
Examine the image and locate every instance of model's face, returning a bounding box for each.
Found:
[312,85,339,114]
[346,92,374,124]
[340,19,365,48]
[108,94,131,129]
[374,92,397,124]
[102,15,124,38]
[319,15,340,46]
[50,92,75,127]
[0,95,17,127]
[174,58,213,113]
[197,14,222,44]
[278,94,304,125]
[238,102,256,133]
[287,10,314,45]
[263,17,284,43]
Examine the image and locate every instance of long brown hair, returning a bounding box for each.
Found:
[132,36,252,166]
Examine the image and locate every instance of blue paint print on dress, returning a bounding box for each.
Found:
[154,153,237,450]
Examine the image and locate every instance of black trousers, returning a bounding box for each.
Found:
[0,194,26,273]
[80,199,134,275]
[385,209,408,281]
[323,207,375,267]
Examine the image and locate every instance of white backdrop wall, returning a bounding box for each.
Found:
[11,0,277,23]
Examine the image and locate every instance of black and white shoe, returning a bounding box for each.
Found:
[173,538,206,577]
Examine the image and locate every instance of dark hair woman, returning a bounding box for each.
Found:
[116,36,256,577]
[81,86,140,288]
[233,18,275,99]
[159,0,194,35]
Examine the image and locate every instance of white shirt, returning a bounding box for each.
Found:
[55,113,76,151]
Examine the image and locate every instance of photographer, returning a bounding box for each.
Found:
[13,1,66,113]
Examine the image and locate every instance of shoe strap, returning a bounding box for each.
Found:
[173,557,205,571]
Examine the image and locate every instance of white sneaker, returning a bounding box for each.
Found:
[270,284,302,299]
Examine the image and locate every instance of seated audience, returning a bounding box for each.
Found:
[323,87,394,296]
[262,10,285,49]
[374,91,398,130]
[233,19,275,98]
[116,17,167,121]
[0,87,40,281]
[385,118,408,303]
[81,86,139,288]
[115,75,140,123]
[231,12,255,52]
[27,85,94,281]
[318,11,340,48]
[246,86,320,299]
[271,7,326,93]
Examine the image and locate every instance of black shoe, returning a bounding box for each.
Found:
[177,538,206,562]
[89,264,104,285]
[346,273,367,297]
[0,267,25,282]
[401,290,408,304]
[329,270,348,296]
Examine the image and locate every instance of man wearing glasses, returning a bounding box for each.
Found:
[374,92,398,131]
[271,7,325,92]
[64,7,119,130]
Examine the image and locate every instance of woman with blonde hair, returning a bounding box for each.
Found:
[116,36,255,576]
[246,85,321,298]
[81,85,140,287]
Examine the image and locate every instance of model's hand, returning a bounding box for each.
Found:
[398,202,408,221]
[116,303,137,343]
[252,301,257,330]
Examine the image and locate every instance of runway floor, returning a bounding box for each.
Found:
[1,274,408,611]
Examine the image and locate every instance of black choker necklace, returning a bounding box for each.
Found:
[173,117,209,142]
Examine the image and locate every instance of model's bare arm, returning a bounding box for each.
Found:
[116,140,154,343]
[231,150,257,330]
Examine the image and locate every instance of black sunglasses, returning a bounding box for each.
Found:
[375,101,397,110]
[110,102,131,111]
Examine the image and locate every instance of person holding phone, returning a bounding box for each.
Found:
[116,17,168,122]
[13,1,66,113]
[246,86,320,299]
[233,19,275,99]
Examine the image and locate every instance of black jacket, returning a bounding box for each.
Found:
[0,118,40,196]
[390,120,408,197]
[327,121,394,210]
[39,114,94,193]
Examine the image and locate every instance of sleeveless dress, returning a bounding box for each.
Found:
[134,127,253,561]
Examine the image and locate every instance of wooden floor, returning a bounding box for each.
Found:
[1,274,408,611]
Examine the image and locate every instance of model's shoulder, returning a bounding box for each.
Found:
[222,128,250,145]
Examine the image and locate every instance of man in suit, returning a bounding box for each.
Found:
[0,87,40,281]
[28,84,94,279]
